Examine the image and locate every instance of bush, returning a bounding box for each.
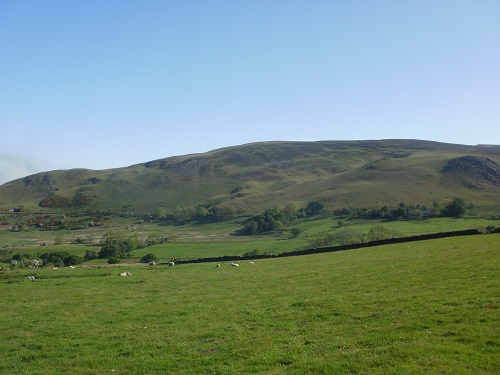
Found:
[39,251,83,267]
[10,258,42,269]
[83,250,98,261]
[305,201,324,216]
[107,256,120,264]
[290,227,301,238]
[139,253,159,263]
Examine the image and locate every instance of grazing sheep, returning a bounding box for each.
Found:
[168,261,175,267]
[119,272,132,276]
[231,263,240,267]
[249,261,255,264]
[70,266,76,269]
[28,276,35,280]
[149,261,156,266]
[215,264,221,268]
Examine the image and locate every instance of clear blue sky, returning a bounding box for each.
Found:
[1,0,499,185]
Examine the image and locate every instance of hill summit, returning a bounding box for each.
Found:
[1,139,499,214]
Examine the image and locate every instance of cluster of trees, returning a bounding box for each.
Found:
[97,232,140,263]
[39,251,82,267]
[10,251,83,268]
[96,231,170,263]
[10,214,104,232]
[238,198,469,237]
[334,198,468,221]
[310,224,400,248]
[146,205,239,225]
[239,201,325,235]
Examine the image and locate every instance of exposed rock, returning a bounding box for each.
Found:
[442,156,500,190]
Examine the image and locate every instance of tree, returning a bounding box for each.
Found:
[283,202,299,216]
[65,254,82,266]
[367,224,395,241]
[154,207,167,220]
[290,227,301,238]
[305,201,324,217]
[196,207,208,218]
[444,198,467,218]
[98,231,137,258]
[333,229,362,245]
[84,250,98,261]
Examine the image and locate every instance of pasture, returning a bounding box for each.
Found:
[0,234,498,374]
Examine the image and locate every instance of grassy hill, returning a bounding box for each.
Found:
[1,139,499,215]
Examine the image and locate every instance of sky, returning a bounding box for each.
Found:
[1,0,499,185]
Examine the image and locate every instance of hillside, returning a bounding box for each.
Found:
[1,139,499,215]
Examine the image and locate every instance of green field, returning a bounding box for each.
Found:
[2,214,498,263]
[1,234,498,374]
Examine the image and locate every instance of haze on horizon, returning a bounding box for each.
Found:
[1,1,499,185]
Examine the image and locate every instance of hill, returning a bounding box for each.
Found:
[1,139,499,215]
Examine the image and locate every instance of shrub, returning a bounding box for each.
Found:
[367,224,398,241]
[10,258,42,269]
[305,201,324,216]
[83,250,98,261]
[139,254,159,263]
[290,227,301,238]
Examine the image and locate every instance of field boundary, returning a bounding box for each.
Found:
[168,229,491,265]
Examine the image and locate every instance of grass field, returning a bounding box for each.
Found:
[1,215,498,262]
[0,234,498,374]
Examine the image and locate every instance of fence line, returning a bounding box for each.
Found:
[167,229,486,265]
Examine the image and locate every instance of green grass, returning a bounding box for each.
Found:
[0,234,498,374]
[295,216,500,238]
[2,215,499,264]
[135,238,310,260]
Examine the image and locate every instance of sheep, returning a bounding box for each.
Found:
[231,263,240,267]
[168,261,175,267]
[119,272,132,277]
[149,261,156,266]
[249,261,255,264]
[215,264,221,268]
[28,276,35,280]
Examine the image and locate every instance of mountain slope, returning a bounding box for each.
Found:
[1,139,499,214]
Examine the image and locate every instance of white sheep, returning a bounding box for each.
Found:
[28,276,35,280]
[249,261,255,264]
[231,263,240,267]
[215,264,221,268]
[168,261,175,267]
[149,261,156,266]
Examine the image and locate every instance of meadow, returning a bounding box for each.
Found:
[1,213,498,262]
[0,234,498,374]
